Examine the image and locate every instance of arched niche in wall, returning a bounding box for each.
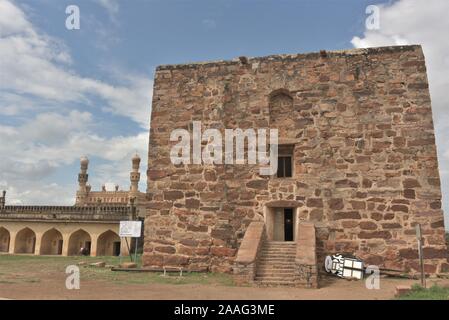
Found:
[268,89,295,139]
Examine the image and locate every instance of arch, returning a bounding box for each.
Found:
[0,227,10,252]
[269,88,293,100]
[96,230,121,256]
[14,227,36,254]
[269,89,295,138]
[68,229,92,256]
[40,228,63,255]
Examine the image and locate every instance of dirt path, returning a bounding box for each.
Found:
[1,255,448,300]
[1,273,448,300]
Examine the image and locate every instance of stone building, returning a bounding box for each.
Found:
[0,154,145,257]
[143,45,448,287]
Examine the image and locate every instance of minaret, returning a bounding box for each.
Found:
[76,156,89,205]
[0,190,5,209]
[130,153,141,195]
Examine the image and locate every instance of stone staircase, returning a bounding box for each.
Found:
[255,241,297,287]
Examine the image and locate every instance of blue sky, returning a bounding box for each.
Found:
[25,0,388,74]
[1,0,449,227]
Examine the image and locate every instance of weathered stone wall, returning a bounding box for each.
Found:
[144,45,448,274]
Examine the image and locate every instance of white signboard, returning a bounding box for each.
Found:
[119,221,142,237]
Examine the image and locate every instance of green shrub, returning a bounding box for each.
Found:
[398,284,449,300]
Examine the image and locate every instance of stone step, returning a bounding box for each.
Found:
[258,265,295,270]
[258,260,295,265]
[259,253,296,258]
[260,249,296,253]
[256,271,296,277]
[258,264,296,269]
[263,244,296,247]
[265,240,296,245]
[262,245,296,248]
[258,258,296,263]
[258,263,295,267]
[254,240,298,286]
[259,257,296,261]
[255,275,295,281]
[263,245,296,248]
[257,264,296,270]
[263,244,296,248]
[257,265,296,271]
[260,251,295,256]
[260,249,296,255]
[255,279,296,287]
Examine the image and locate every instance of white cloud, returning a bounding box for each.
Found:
[0,0,152,128]
[0,0,151,205]
[0,110,149,204]
[0,181,75,205]
[351,0,449,225]
[0,0,32,36]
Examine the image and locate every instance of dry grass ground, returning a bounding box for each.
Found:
[1,254,448,300]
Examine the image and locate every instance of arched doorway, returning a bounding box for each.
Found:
[14,227,36,254]
[97,230,121,256]
[0,227,10,252]
[40,228,63,255]
[68,229,91,256]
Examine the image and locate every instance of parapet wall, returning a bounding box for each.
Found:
[0,205,131,222]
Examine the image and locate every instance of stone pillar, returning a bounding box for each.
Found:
[8,231,16,254]
[90,234,98,257]
[61,234,70,256]
[34,232,43,255]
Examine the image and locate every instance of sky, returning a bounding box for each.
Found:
[1,0,449,226]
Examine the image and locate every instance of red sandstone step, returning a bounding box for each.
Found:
[257,266,296,270]
[256,274,295,278]
[257,264,295,268]
[257,265,296,271]
[258,258,296,263]
[261,249,296,253]
[255,280,295,287]
[260,252,295,257]
[257,272,296,276]
[259,254,296,258]
[255,240,299,286]
[256,272,296,277]
[258,264,296,269]
[265,241,296,244]
[262,246,296,249]
[257,268,295,272]
[262,249,296,252]
[263,243,296,248]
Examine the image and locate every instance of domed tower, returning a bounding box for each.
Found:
[130,153,141,195]
[0,190,5,209]
[76,156,89,205]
